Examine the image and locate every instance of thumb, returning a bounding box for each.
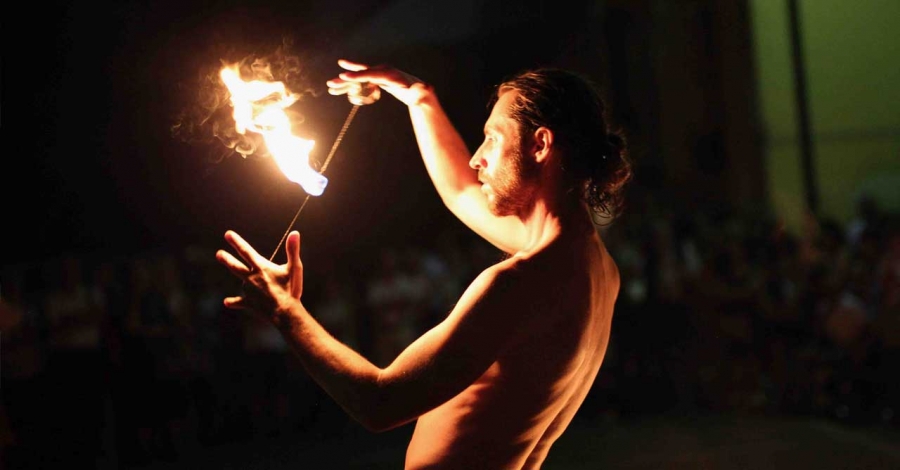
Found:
[286,230,301,266]
[286,231,303,298]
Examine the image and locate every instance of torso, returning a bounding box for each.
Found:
[405,230,619,469]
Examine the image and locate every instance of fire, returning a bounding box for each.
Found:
[219,63,327,196]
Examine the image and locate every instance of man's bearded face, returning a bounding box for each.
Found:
[481,139,539,217]
[474,90,540,218]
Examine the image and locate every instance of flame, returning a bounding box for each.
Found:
[219,64,327,196]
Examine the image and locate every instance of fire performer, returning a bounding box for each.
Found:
[217,59,632,468]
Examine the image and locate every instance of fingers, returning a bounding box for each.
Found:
[224,230,264,271]
[218,230,275,312]
[326,78,356,95]
[216,249,252,278]
[223,295,246,310]
[338,59,368,71]
[337,72,397,88]
[329,59,373,86]
[331,61,399,86]
[327,79,383,106]
[328,60,416,107]
[326,77,369,95]
[348,91,381,106]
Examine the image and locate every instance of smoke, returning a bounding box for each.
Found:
[170,36,319,164]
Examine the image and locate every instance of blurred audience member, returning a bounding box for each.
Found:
[42,255,107,466]
[0,266,47,467]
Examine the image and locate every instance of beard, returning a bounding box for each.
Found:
[483,141,540,217]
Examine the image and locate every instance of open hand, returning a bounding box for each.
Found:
[327,59,432,107]
[216,230,304,318]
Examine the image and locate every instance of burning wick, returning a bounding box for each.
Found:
[268,82,380,260]
[220,64,327,196]
[268,96,371,261]
[268,87,378,260]
[219,63,379,260]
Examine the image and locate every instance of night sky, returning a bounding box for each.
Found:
[5,0,605,270]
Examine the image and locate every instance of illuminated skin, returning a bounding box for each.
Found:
[218,60,620,469]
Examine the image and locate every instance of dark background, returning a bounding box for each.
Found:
[6,0,640,269]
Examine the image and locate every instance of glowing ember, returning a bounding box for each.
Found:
[219,64,327,196]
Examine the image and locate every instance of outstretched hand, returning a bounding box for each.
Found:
[216,230,304,319]
[327,59,432,107]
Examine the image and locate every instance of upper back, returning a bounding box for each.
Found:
[406,229,619,469]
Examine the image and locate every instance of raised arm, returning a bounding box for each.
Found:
[216,230,531,431]
[328,59,527,254]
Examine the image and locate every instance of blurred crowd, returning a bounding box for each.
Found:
[2,196,898,468]
[585,196,900,426]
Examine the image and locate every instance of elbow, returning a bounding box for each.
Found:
[354,408,408,434]
[350,402,387,432]
[357,415,392,433]
[350,376,413,433]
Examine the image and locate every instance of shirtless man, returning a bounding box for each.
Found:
[216,59,632,468]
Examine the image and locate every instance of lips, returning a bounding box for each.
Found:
[478,172,492,192]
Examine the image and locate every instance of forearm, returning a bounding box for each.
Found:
[273,301,391,431]
[406,89,526,254]
[408,91,478,204]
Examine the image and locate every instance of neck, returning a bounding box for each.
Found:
[516,189,592,256]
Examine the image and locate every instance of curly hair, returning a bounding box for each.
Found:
[493,68,633,221]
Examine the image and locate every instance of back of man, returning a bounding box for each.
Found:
[406,227,620,469]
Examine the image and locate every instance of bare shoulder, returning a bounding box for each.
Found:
[466,256,534,301]
[456,256,546,323]
[461,232,615,322]
[477,251,577,312]
[477,254,548,292]
[435,256,548,354]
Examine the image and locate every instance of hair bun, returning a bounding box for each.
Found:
[605,132,625,159]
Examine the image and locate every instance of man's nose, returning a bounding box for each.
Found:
[469,150,485,170]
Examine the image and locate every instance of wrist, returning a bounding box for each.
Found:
[272,297,302,329]
[408,82,437,108]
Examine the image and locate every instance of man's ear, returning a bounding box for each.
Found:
[531,127,554,163]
